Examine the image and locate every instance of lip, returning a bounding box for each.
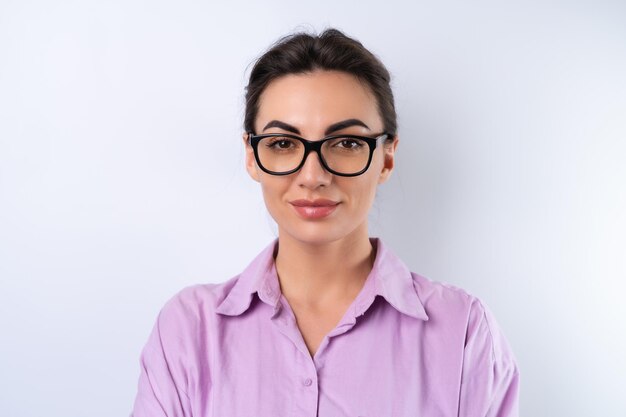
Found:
[289,199,340,220]
[290,199,340,207]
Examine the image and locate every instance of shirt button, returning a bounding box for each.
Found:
[303,378,313,386]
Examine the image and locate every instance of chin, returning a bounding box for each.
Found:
[269,205,368,245]
[278,220,363,247]
[284,226,337,244]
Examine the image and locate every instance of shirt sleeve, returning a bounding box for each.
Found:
[130,306,193,417]
[458,298,520,417]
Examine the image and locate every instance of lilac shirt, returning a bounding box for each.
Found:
[131,238,519,417]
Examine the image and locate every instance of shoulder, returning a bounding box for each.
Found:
[411,272,516,364]
[411,271,478,318]
[155,275,241,330]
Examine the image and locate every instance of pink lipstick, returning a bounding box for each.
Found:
[289,199,339,220]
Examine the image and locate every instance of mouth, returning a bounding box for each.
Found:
[289,199,340,220]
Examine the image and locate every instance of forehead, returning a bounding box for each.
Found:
[255,70,381,133]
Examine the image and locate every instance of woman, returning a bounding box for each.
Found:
[131,28,519,417]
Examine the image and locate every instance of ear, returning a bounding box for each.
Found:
[377,135,399,184]
[243,132,260,183]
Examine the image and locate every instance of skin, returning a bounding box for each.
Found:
[243,69,399,356]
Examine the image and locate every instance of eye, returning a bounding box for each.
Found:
[266,137,297,149]
[335,138,365,149]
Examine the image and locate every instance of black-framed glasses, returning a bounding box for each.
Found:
[247,132,391,177]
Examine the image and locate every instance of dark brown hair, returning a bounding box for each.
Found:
[243,28,397,137]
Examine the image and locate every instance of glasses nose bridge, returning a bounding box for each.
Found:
[300,138,329,172]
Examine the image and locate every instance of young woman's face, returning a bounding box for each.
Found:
[244,70,398,246]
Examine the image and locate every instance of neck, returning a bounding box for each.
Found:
[274,226,375,308]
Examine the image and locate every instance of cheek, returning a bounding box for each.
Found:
[344,176,379,212]
[259,178,289,209]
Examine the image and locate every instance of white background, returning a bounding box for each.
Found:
[1,1,625,416]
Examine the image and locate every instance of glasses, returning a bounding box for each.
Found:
[247,132,391,177]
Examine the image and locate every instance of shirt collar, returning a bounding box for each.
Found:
[215,238,429,321]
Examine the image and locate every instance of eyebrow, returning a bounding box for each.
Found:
[262,118,370,136]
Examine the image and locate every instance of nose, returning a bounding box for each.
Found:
[296,149,332,189]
